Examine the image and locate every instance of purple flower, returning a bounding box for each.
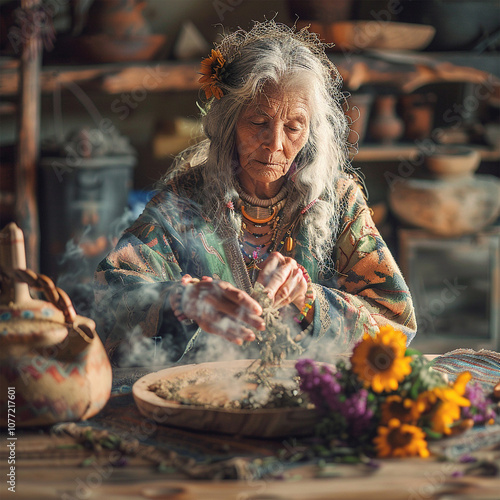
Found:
[296,359,375,436]
[336,389,374,435]
[459,454,477,464]
[462,382,497,425]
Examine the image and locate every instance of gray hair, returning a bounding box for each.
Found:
[160,21,350,269]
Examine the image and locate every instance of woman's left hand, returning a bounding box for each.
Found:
[255,252,310,311]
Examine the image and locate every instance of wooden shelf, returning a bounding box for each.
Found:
[1,51,499,96]
[331,51,500,92]
[0,59,200,96]
[352,144,500,162]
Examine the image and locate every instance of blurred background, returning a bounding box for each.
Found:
[1,0,499,353]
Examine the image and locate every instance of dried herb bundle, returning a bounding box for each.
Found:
[248,282,303,375]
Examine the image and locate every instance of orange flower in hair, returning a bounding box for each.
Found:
[198,49,226,100]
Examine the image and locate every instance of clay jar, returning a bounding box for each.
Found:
[369,95,404,144]
[400,93,437,141]
[0,224,112,427]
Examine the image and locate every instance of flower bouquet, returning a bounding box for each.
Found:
[295,325,498,459]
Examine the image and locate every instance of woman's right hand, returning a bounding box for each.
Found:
[173,276,265,345]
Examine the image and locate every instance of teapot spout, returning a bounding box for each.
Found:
[57,317,98,358]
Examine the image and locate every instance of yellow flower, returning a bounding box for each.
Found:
[198,49,226,100]
[351,325,412,393]
[381,395,422,424]
[417,372,472,435]
[374,418,430,458]
[415,390,436,415]
[431,400,462,435]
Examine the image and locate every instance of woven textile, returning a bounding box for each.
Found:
[431,348,500,388]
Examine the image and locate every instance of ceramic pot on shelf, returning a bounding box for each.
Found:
[83,0,151,37]
[400,92,437,141]
[424,145,481,180]
[0,223,112,427]
[70,0,166,63]
[369,95,404,144]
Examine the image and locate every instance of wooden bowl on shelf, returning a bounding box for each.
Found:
[133,359,322,438]
[425,146,481,179]
[300,21,435,51]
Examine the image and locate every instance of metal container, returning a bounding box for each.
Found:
[39,151,135,314]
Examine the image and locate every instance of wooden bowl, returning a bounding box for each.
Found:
[425,146,481,179]
[301,21,435,51]
[132,359,322,438]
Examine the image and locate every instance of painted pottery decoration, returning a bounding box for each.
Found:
[0,223,112,427]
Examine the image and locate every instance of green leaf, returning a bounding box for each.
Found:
[423,427,443,440]
[405,348,422,357]
[410,377,422,400]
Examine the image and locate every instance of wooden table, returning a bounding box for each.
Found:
[2,362,500,500]
[5,458,500,500]
[2,390,500,500]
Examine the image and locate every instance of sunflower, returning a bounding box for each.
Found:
[350,326,412,393]
[430,400,462,435]
[429,372,472,435]
[416,372,472,435]
[198,49,226,100]
[381,395,422,424]
[374,418,430,458]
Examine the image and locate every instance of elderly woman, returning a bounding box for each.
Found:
[95,21,416,366]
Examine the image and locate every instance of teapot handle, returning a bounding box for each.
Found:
[3,268,76,322]
[0,268,96,343]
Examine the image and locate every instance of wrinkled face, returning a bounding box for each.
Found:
[235,88,310,187]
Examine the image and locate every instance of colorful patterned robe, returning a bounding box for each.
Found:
[94,167,416,366]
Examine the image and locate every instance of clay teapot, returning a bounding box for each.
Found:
[0,223,111,427]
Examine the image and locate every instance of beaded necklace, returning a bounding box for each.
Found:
[236,184,289,280]
[229,182,319,286]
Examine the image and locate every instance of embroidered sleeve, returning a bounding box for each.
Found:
[93,192,196,366]
[308,181,417,356]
